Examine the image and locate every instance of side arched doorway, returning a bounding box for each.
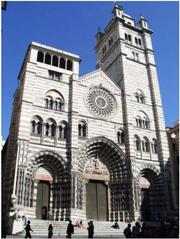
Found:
[138,168,162,221]
[25,151,70,221]
[76,136,131,222]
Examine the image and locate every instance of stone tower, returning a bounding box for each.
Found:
[2,4,172,226]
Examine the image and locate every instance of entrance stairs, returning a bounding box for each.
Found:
[10,219,127,238]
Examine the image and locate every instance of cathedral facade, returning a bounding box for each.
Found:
[2,5,172,222]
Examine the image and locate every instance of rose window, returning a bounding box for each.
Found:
[85,86,117,118]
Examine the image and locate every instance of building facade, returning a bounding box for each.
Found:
[2,5,172,223]
[167,121,179,214]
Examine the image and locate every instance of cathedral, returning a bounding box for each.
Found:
[2,4,173,224]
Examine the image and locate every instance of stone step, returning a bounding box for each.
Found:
[13,219,127,238]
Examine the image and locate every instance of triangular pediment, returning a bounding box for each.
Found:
[79,69,121,95]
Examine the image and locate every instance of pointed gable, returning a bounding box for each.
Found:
[79,69,121,96]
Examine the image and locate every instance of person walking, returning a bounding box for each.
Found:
[24,220,33,238]
[66,220,74,238]
[87,221,94,238]
[48,224,53,238]
[132,222,141,238]
[123,223,132,238]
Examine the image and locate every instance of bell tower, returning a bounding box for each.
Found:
[95,4,171,220]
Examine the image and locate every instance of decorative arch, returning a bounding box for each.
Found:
[133,163,160,179]
[76,136,127,179]
[135,111,150,129]
[45,90,64,111]
[26,150,66,179]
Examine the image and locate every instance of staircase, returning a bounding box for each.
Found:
[9,219,127,238]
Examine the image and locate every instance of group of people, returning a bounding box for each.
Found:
[123,221,179,238]
[66,220,94,238]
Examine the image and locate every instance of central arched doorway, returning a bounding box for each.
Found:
[77,136,131,221]
[86,180,108,220]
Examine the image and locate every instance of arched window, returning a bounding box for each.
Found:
[60,58,65,69]
[45,53,51,65]
[37,51,44,63]
[135,111,150,129]
[45,119,57,137]
[45,90,64,111]
[49,99,53,109]
[31,116,43,136]
[128,34,131,42]
[67,59,73,71]
[152,139,157,154]
[136,116,142,128]
[59,121,68,140]
[37,122,42,135]
[135,93,139,102]
[45,98,48,108]
[45,123,50,136]
[78,121,87,138]
[32,121,36,134]
[135,90,145,104]
[140,94,145,103]
[51,124,56,137]
[143,137,150,153]
[134,135,141,151]
[59,125,63,139]
[52,55,58,67]
[117,130,124,144]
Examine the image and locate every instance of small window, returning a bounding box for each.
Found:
[49,71,61,81]
[67,59,73,71]
[37,51,44,63]
[117,130,124,145]
[78,121,87,138]
[127,22,132,25]
[52,55,58,67]
[125,33,128,40]
[102,45,107,54]
[138,39,142,45]
[60,58,65,69]
[45,53,51,65]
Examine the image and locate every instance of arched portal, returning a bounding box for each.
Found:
[138,168,161,221]
[76,136,131,221]
[21,151,71,221]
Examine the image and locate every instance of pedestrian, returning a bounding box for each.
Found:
[48,224,53,238]
[132,222,141,238]
[2,221,9,238]
[87,221,94,238]
[24,220,33,238]
[112,221,120,229]
[80,220,84,229]
[123,223,132,238]
[75,221,80,228]
[66,220,74,238]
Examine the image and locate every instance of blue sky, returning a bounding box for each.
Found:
[2,1,179,140]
